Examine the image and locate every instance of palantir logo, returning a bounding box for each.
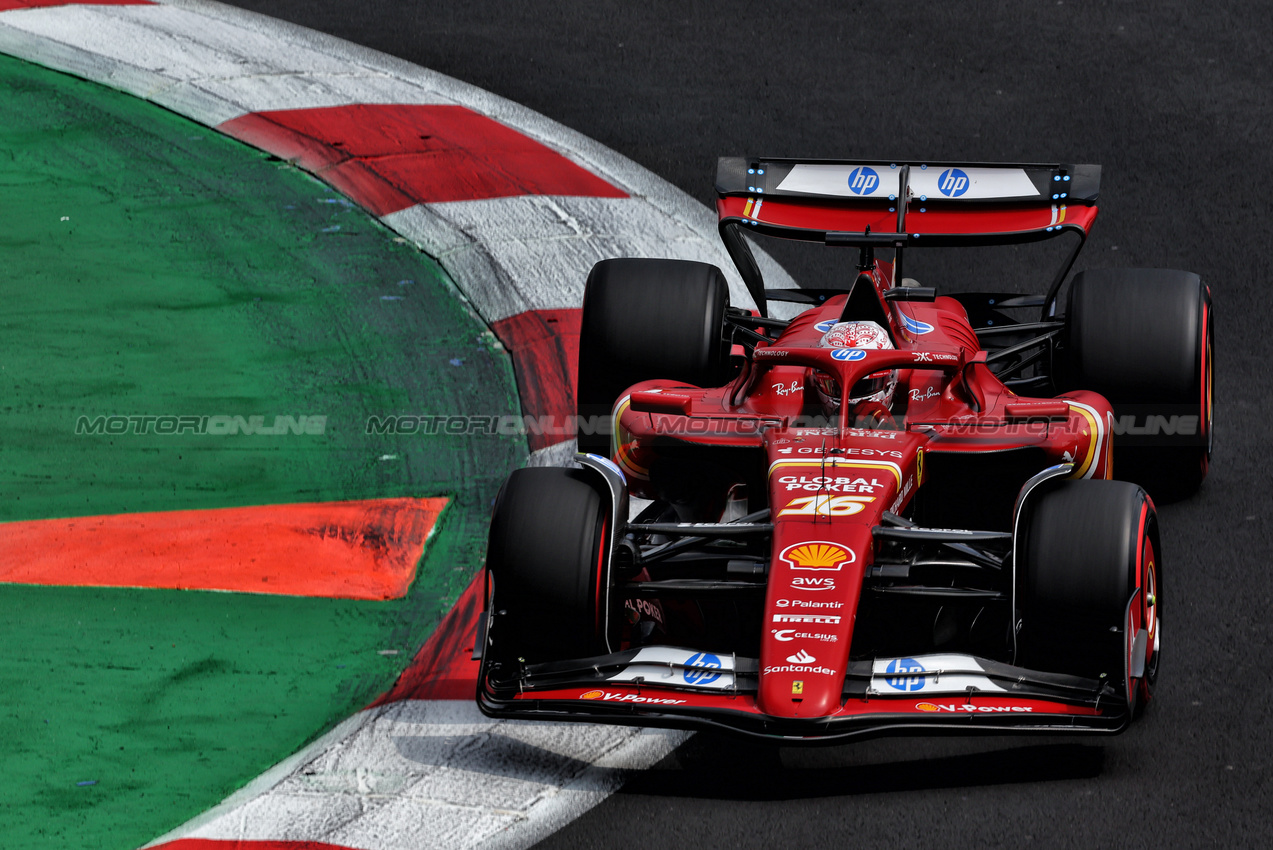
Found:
[847,166,880,195]
[938,168,969,197]
[684,652,723,685]
[885,657,927,691]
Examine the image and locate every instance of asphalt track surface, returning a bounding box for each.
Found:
[222,2,1273,846]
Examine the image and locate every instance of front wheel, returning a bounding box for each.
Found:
[485,467,610,666]
[1016,479,1161,713]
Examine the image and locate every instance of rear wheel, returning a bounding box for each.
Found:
[485,468,610,665]
[1017,479,1160,712]
[1064,268,1212,501]
[576,258,731,455]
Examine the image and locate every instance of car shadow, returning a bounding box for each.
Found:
[616,733,1105,801]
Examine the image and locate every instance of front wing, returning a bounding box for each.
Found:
[478,647,1132,743]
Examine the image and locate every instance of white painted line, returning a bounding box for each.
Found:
[386,195,758,323]
[146,700,687,850]
[526,440,579,469]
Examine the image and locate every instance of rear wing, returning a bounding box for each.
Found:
[714,157,1101,316]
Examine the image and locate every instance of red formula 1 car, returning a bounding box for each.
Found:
[476,158,1212,741]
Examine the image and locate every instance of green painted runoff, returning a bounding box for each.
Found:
[0,53,524,848]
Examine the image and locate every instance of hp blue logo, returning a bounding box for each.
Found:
[684,652,723,685]
[847,166,880,195]
[885,657,926,691]
[938,168,969,197]
[830,348,867,361]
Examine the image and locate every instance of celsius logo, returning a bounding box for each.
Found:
[900,313,935,335]
[771,629,839,643]
[830,348,867,361]
[885,657,927,691]
[683,652,723,685]
[814,319,837,333]
[847,166,880,195]
[787,650,816,664]
[938,168,969,197]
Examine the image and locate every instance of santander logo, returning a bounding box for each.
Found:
[787,650,816,664]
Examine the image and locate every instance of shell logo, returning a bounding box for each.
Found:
[581,690,604,700]
[916,702,939,712]
[780,541,855,572]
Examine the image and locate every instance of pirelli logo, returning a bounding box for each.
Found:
[773,613,842,625]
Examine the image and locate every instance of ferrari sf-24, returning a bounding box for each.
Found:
[476,158,1212,741]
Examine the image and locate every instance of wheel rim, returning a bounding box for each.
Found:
[1141,535,1160,695]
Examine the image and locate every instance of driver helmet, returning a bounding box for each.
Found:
[810,321,898,412]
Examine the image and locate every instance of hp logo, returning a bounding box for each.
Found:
[938,168,969,197]
[830,348,867,361]
[847,166,880,195]
[683,652,723,685]
[884,657,926,691]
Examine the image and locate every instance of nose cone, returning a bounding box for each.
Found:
[755,531,870,718]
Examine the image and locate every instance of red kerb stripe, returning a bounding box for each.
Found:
[491,308,581,452]
[0,0,150,9]
[148,839,359,850]
[219,105,626,215]
[0,498,447,600]
[370,568,483,705]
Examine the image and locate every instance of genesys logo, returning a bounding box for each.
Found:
[580,690,687,705]
[916,702,1034,713]
[791,576,836,592]
[776,598,844,609]
[772,629,839,642]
